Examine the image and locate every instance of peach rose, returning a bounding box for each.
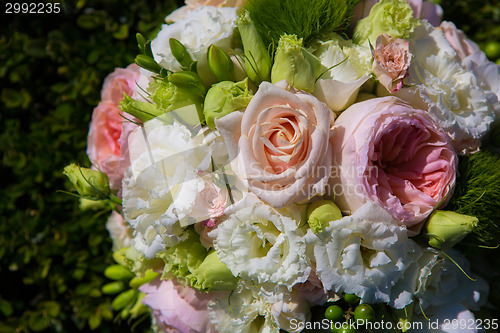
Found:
[372,34,411,93]
[87,64,139,191]
[216,81,334,208]
[329,96,457,235]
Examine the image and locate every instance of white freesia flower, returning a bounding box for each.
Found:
[151,6,238,84]
[122,118,219,258]
[210,198,310,289]
[313,34,371,112]
[396,22,495,154]
[414,248,489,311]
[306,201,421,308]
[208,282,310,333]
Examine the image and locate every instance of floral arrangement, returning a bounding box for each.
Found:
[64,0,500,331]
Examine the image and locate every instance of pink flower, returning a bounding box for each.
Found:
[329,96,457,235]
[216,81,334,208]
[372,34,412,93]
[140,278,222,333]
[439,21,488,66]
[189,177,228,224]
[87,64,139,191]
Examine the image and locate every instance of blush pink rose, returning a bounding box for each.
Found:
[140,278,222,333]
[87,64,139,191]
[329,96,457,235]
[439,21,488,66]
[216,80,334,208]
[372,34,412,93]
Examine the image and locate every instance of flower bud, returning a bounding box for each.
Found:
[102,281,125,295]
[169,38,194,70]
[208,44,235,82]
[150,74,206,123]
[271,34,322,92]
[136,33,147,54]
[307,200,342,233]
[129,293,148,318]
[120,93,165,122]
[193,250,238,291]
[63,164,110,200]
[203,78,253,129]
[134,54,162,74]
[129,269,159,289]
[111,289,137,311]
[104,264,134,280]
[237,11,272,85]
[424,210,478,251]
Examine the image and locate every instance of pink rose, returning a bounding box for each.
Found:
[87,64,139,191]
[140,278,221,333]
[330,96,457,234]
[216,81,334,208]
[372,34,412,93]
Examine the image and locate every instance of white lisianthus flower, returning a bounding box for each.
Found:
[306,201,422,308]
[414,248,489,312]
[396,22,495,154]
[312,34,371,112]
[208,282,310,333]
[210,198,310,289]
[122,118,219,258]
[151,6,238,84]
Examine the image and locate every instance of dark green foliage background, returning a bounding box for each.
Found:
[0,0,499,332]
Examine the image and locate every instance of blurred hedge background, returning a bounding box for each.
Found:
[0,0,499,332]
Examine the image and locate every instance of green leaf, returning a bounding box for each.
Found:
[28,312,49,332]
[38,301,60,318]
[0,300,13,317]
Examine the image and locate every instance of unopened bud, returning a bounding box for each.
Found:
[208,44,235,82]
[169,38,194,70]
[63,164,110,200]
[307,200,342,233]
[425,210,478,251]
[135,54,162,74]
[104,264,134,280]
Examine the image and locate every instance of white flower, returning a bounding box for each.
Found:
[306,201,421,307]
[210,198,310,289]
[413,304,482,333]
[396,22,495,154]
[151,6,238,84]
[208,282,310,333]
[414,248,489,312]
[122,118,216,258]
[312,35,371,112]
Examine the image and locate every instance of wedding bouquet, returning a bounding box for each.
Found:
[64,0,500,331]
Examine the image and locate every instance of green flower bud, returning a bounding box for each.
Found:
[307,200,342,233]
[129,269,159,289]
[136,33,147,54]
[425,210,478,251]
[169,38,194,70]
[79,197,110,211]
[193,250,238,291]
[120,93,165,123]
[208,44,235,82]
[129,293,148,319]
[134,54,162,74]
[150,74,206,123]
[104,264,134,280]
[237,11,272,84]
[63,164,110,200]
[203,78,253,129]
[271,34,323,92]
[102,281,125,295]
[353,0,419,45]
[111,289,137,311]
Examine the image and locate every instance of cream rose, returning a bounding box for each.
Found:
[216,81,335,208]
[329,96,457,234]
[372,33,411,93]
